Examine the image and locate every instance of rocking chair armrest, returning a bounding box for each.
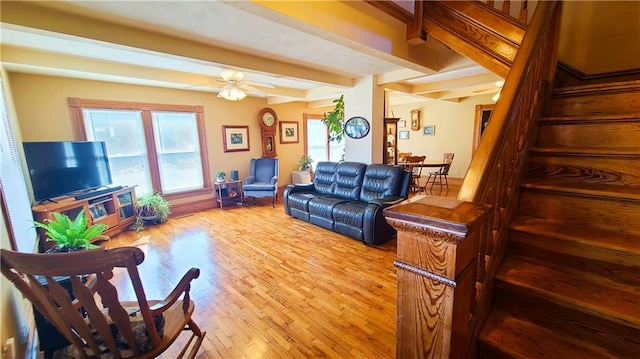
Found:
[149,267,200,314]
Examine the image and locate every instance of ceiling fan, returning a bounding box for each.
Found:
[216,70,274,101]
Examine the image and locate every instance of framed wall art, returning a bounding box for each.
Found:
[279,121,299,144]
[399,130,409,140]
[222,125,250,152]
[398,120,406,128]
[423,125,435,136]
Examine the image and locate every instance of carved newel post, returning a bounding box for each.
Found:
[384,197,490,359]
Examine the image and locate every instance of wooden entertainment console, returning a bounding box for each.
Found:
[32,186,137,252]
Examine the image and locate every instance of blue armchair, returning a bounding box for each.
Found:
[243,157,279,207]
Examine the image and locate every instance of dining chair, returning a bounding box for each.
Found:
[0,247,206,359]
[398,152,412,163]
[426,153,455,190]
[402,155,426,192]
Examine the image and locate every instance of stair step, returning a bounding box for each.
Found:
[521,181,640,201]
[527,153,640,188]
[495,258,640,330]
[519,187,640,234]
[531,146,640,157]
[537,119,640,149]
[552,79,640,97]
[540,113,640,123]
[510,215,640,263]
[478,310,620,359]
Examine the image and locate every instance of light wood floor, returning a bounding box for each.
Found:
[105,181,460,358]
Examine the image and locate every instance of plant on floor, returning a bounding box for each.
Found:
[216,170,226,182]
[321,94,345,143]
[131,192,171,232]
[297,155,314,171]
[33,208,107,252]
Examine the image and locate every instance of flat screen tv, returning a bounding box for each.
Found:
[23,141,113,202]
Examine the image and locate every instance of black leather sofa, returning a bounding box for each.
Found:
[283,161,411,245]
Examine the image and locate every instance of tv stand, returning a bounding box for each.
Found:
[32,186,137,252]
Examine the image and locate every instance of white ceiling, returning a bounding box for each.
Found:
[0,1,503,106]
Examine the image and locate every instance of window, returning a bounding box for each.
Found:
[1,78,38,252]
[304,114,344,170]
[69,98,210,196]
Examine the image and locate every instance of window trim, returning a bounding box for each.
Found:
[303,113,344,163]
[68,98,211,200]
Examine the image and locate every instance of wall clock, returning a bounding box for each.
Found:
[410,109,421,131]
[344,116,370,139]
[258,107,278,157]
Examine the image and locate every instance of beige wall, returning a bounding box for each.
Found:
[8,73,313,197]
[390,94,495,179]
[559,1,640,74]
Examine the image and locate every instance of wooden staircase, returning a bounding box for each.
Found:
[477,80,640,358]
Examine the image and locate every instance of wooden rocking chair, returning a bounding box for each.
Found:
[0,247,206,359]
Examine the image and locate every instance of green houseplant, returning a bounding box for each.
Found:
[297,155,314,171]
[33,208,107,252]
[321,94,345,143]
[131,192,171,231]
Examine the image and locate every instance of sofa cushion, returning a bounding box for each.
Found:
[360,164,404,202]
[308,196,350,219]
[313,162,338,195]
[332,162,367,200]
[333,201,366,240]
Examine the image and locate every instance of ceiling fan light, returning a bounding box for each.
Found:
[218,85,247,101]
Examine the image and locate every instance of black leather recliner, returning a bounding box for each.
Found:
[283,161,411,245]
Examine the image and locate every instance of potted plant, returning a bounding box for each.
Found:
[33,208,107,253]
[216,171,226,182]
[131,192,171,232]
[297,155,314,171]
[321,94,345,143]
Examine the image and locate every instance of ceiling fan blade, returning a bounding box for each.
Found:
[244,80,275,89]
[240,84,267,97]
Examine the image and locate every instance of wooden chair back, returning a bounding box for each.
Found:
[398,152,413,162]
[1,247,204,359]
[443,152,455,164]
[403,155,426,191]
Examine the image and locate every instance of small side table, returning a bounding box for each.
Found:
[214,180,245,209]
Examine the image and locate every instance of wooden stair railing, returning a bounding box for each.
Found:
[420,1,527,78]
[384,1,562,358]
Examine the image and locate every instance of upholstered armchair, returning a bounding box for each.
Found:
[243,157,279,207]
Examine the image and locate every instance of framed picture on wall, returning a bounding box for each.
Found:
[398,120,406,128]
[399,130,409,140]
[222,125,250,152]
[423,125,435,136]
[279,121,299,144]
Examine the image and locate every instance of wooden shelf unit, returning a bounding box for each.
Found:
[32,186,137,252]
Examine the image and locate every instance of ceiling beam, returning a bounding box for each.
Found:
[1,1,354,88]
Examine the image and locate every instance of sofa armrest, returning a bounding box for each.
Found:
[284,182,315,195]
[245,176,256,185]
[368,196,405,207]
[271,176,278,185]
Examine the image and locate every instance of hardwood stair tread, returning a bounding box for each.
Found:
[479,309,620,359]
[540,113,640,122]
[530,146,640,157]
[521,180,640,201]
[510,215,640,257]
[496,258,640,329]
[552,79,640,96]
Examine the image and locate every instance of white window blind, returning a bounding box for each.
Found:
[0,78,38,252]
